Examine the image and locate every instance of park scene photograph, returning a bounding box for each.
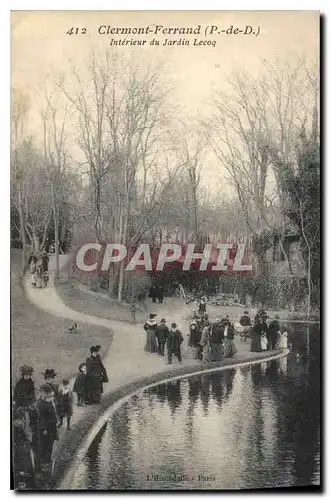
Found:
[10,10,320,491]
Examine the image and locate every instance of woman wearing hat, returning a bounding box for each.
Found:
[14,366,35,409]
[86,346,108,404]
[143,313,158,353]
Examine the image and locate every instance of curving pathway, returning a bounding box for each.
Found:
[22,260,287,488]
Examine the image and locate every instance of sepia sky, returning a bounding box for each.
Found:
[11,11,319,191]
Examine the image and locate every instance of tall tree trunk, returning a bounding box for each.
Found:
[17,193,27,275]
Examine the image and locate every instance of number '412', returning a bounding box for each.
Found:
[66,28,87,35]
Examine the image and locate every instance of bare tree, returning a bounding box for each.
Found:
[42,86,72,278]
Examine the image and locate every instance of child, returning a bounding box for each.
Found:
[73,363,87,406]
[57,379,73,430]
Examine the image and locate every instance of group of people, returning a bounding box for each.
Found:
[189,313,237,363]
[12,345,109,489]
[144,314,184,364]
[249,310,288,352]
[28,251,49,288]
[148,284,164,304]
[143,309,238,366]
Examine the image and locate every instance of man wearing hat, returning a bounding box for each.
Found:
[42,369,60,417]
[94,345,109,395]
[155,318,169,356]
[166,323,184,364]
[267,315,281,350]
[14,366,35,409]
[143,313,158,353]
[36,384,59,469]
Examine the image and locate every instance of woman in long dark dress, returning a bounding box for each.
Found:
[250,318,263,352]
[86,346,108,404]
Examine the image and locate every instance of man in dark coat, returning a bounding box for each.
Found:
[86,346,108,404]
[148,285,157,304]
[156,318,169,356]
[14,366,35,408]
[267,316,280,350]
[167,323,184,364]
[42,369,60,419]
[156,284,164,304]
[36,384,58,469]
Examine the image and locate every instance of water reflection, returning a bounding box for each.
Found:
[74,325,320,490]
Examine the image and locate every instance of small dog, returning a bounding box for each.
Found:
[68,323,78,333]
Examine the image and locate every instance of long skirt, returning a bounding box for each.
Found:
[210,343,223,362]
[223,339,237,358]
[250,334,262,353]
[145,330,158,353]
[86,375,101,403]
[202,344,212,363]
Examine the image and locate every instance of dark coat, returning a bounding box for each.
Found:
[156,324,169,343]
[268,320,280,336]
[210,324,224,344]
[58,390,73,417]
[189,324,201,347]
[240,314,251,327]
[13,425,36,489]
[73,372,87,395]
[36,399,58,440]
[14,378,35,408]
[167,329,183,353]
[156,285,164,301]
[86,355,108,401]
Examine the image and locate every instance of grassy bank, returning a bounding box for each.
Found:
[55,277,147,323]
[11,250,113,388]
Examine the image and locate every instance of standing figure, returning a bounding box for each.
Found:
[267,315,280,350]
[12,408,36,490]
[210,319,224,362]
[188,320,202,359]
[41,369,59,418]
[144,313,158,353]
[57,379,73,430]
[166,323,183,364]
[36,384,58,470]
[42,250,49,273]
[148,285,157,304]
[86,346,105,404]
[156,318,169,356]
[35,258,43,288]
[239,310,252,341]
[198,297,206,314]
[250,317,263,353]
[94,345,109,394]
[28,252,37,274]
[156,284,164,304]
[73,363,87,406]
[14,365,35,409]
[200,324,211,364]
[223,320,237,358]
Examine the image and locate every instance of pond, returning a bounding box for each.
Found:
[72,324,320,490]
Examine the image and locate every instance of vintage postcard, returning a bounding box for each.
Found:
[11,10,320,491]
